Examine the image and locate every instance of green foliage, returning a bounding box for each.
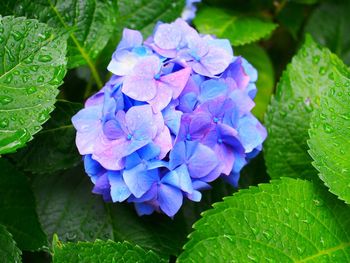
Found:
[305,1,350,65]
[12,100,82,174]
[0,224,22,263]
[118,0,185,36]
[308,58,350,204]
[178,178,350,262]
[264,36,341,180]
[53,238,165,263]
[32,166,187,257]
[235,44,274,121]
[0,16,67,154]
[194,6,277,46]
[7,0,118,71]
[0,159,47,251]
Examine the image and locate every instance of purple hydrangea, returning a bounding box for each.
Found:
[72,18,267,217]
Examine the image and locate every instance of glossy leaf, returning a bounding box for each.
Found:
[308,59,350,204]
[0,224,22,263]
[0,158,47,251]
[194,6,277,46]
[32,166,187,257]
[305,1,350,64]
[265,36,344,180]
[178,178,350,262]
[53,238,165,263]
[0,16,67,155]
[12,100,82,174]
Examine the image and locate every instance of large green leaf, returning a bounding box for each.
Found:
[9,0,118,69]
[0,16,67,155]
[264,36,346,180]
[0,159,47,251]
[178,178,350,262]
[0,224,21,263]
[235,44,274,121]
[53,238,165,263]
[194,6,277,46]
[32,166,187,257]
[308,58,350,204]
[305,1,350,65]
[12,100,82,174]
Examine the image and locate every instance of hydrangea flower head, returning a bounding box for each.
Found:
[72,19,267,217]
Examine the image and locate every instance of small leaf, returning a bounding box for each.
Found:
[32,166,187,257]
[0,158,47,251]
[178,178,350,262]
[194,6,277,46]
[0,224,22,263]
[264,36,344,180]
[0,16,67,155]
[305,1,350,65]
[308,58,350,204]
[53,239,165,263]
[11,100,82,174]
[235,44,275,121]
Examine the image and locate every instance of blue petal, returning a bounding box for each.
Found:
[84,155,105,182]
[161,164,193,194]
[169,141,186,169]
[134,203,155,216]
[199,79,227,102]
[138,143,161,161]
[108,171,131,202]
[123,164,159,198]
[158,184,183,217]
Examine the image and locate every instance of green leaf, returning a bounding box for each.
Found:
[11,100,82,174]
[0,158,47,251]
[118,0,185,36]
[178,178,350,262]
[264,36,343,180]
[9,0,118,70]
[290,0,318,4]
[32,166,187,257]
[305,1,350,65]
[308,59,350,204]
[235,44,274,121]
[53,238,165,263]
[0,16,67,155]
[0,224,22,263]
[194,6,277,46]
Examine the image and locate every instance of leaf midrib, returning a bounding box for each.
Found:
[47,0,103,87]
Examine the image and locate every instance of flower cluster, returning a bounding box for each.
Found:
[72,18,267,217]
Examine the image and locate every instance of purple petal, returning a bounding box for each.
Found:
[147,84,173,112]
[199,79,228,102]
[134,203,155,216]
[123,164,159,198]
[153,126,173,159]
[117,28,143,51]
[108,171,131,202]
[161,164,193,193]
[187,142,219,178]
[159,67,192,99]
[108,50,141,76]
[158,183,183,217]
[154,23,182,50]
[169,141,186,169]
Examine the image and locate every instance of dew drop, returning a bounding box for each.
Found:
[312,55,320,64]
[0,118,9,128]
[323,123,334,133]
[262,230,272,241]
[297,246,305,255]
[26,86,37,94]
[37,111,48,122]
[0,95,13,105]
[319,67,326,75]
[0,36,4,43]
[4,74,13,84]
[38,54,52,62]
[11,31,23,41]
[37,76,45,83]
[23,56,34,64]
[65,232,77,241]
[30,65,39,72]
